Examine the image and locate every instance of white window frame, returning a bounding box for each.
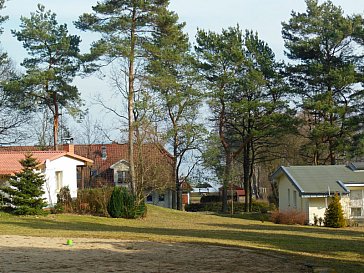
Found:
[56,171,63,192]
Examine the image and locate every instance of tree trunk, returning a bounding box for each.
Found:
[222,153,232,213]
[243,144,250,212]
[135,126,144,198]
[53,92,59,151]
[128,8,137,195]
[173,155,182,210]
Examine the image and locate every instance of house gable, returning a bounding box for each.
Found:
[110,160,129,171]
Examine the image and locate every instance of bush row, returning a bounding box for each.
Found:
[55,186,146,219]
[270,210,307,225]
[185,201,271,214]
[54,187,113,216]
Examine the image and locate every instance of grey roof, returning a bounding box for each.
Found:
[348,162,364,171]
[272,165,364,196]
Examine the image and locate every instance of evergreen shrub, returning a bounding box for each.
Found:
[0,153,47,215]
[107,187,146,219]
[324,193,346,228]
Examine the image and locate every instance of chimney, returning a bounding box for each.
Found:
[64,143,74,154]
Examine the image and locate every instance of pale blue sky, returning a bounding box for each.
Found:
[1,0,361,63]
[0,0,362,142]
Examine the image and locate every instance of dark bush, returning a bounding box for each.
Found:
[107,187,146,219]
[107,187,123,218]
[185,200,271,214]
[200,195,221,203]
[53,186,73,214]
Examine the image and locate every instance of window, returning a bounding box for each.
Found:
[117,171,129,184]
[101,145,107,160]
[293,190,297,208]
[56,171,63,192]
[146,195,153,202]
[159,194,165,202]
[351,208,362,217]
[288,189,291,206]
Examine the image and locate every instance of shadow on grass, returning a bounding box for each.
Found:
[1,216,364,273]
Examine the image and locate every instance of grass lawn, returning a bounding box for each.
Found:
[0,205,363,273]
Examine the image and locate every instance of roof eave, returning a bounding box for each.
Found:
[272,166,305,195]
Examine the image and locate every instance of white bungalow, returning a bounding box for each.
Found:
[0,149,93,206]
[272,164,364,225]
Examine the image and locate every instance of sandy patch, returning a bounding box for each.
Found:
[0,235,308,273]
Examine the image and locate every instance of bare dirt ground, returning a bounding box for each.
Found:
[0,235,310,273]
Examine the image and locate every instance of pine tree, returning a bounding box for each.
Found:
[76,0,170,196]
[0,153,47,215]
[146,9,204,210]
[282,0,364,164]
[9,4,82,150]
[195,27,295,212]
[324,193,346,228]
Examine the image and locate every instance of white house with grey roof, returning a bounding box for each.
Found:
[272,164,364,224]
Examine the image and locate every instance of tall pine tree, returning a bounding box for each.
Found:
[1,153,47,215]
[282,0,364,164]
[76,0,170,196]
[9,4,83,150]
[196,27,295,212]
[146,9,204,210]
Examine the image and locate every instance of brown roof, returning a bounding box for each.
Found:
[0,143,173,175]
[0,151,92,175]
[72,143,173,174]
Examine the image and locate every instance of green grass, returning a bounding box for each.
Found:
[0,205,363,272]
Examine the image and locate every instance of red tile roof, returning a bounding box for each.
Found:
[73,143,173,175]
[0,151,64,175]
[0,143,172,178]
[0,150,93,175]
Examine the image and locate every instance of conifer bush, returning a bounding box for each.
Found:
[0,153,47,215]
[107,187,146,219]
[54,186,73,213]
[324,193,346,228]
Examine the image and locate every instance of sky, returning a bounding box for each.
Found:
[0,0,363,142]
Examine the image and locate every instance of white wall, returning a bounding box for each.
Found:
[278,175,303,212]
[42,156,85,206]
[307,198,327,224]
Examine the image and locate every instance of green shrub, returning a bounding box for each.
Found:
[200,195,221,203]
[74,187,113,216]
[251,201,271,213]
[107,187,123,218]
[185,200,271,214]
[324,193,346,228]
[54,186,73,214]
[107,187,146,219]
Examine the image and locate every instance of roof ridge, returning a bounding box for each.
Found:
[0,151,65,154]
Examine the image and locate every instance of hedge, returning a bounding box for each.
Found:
[185,201,270,213]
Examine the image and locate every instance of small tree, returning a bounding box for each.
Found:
[324,193,346,228]
[55,186,73,213]
[107,187,146,219]
[0,153,47,215]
